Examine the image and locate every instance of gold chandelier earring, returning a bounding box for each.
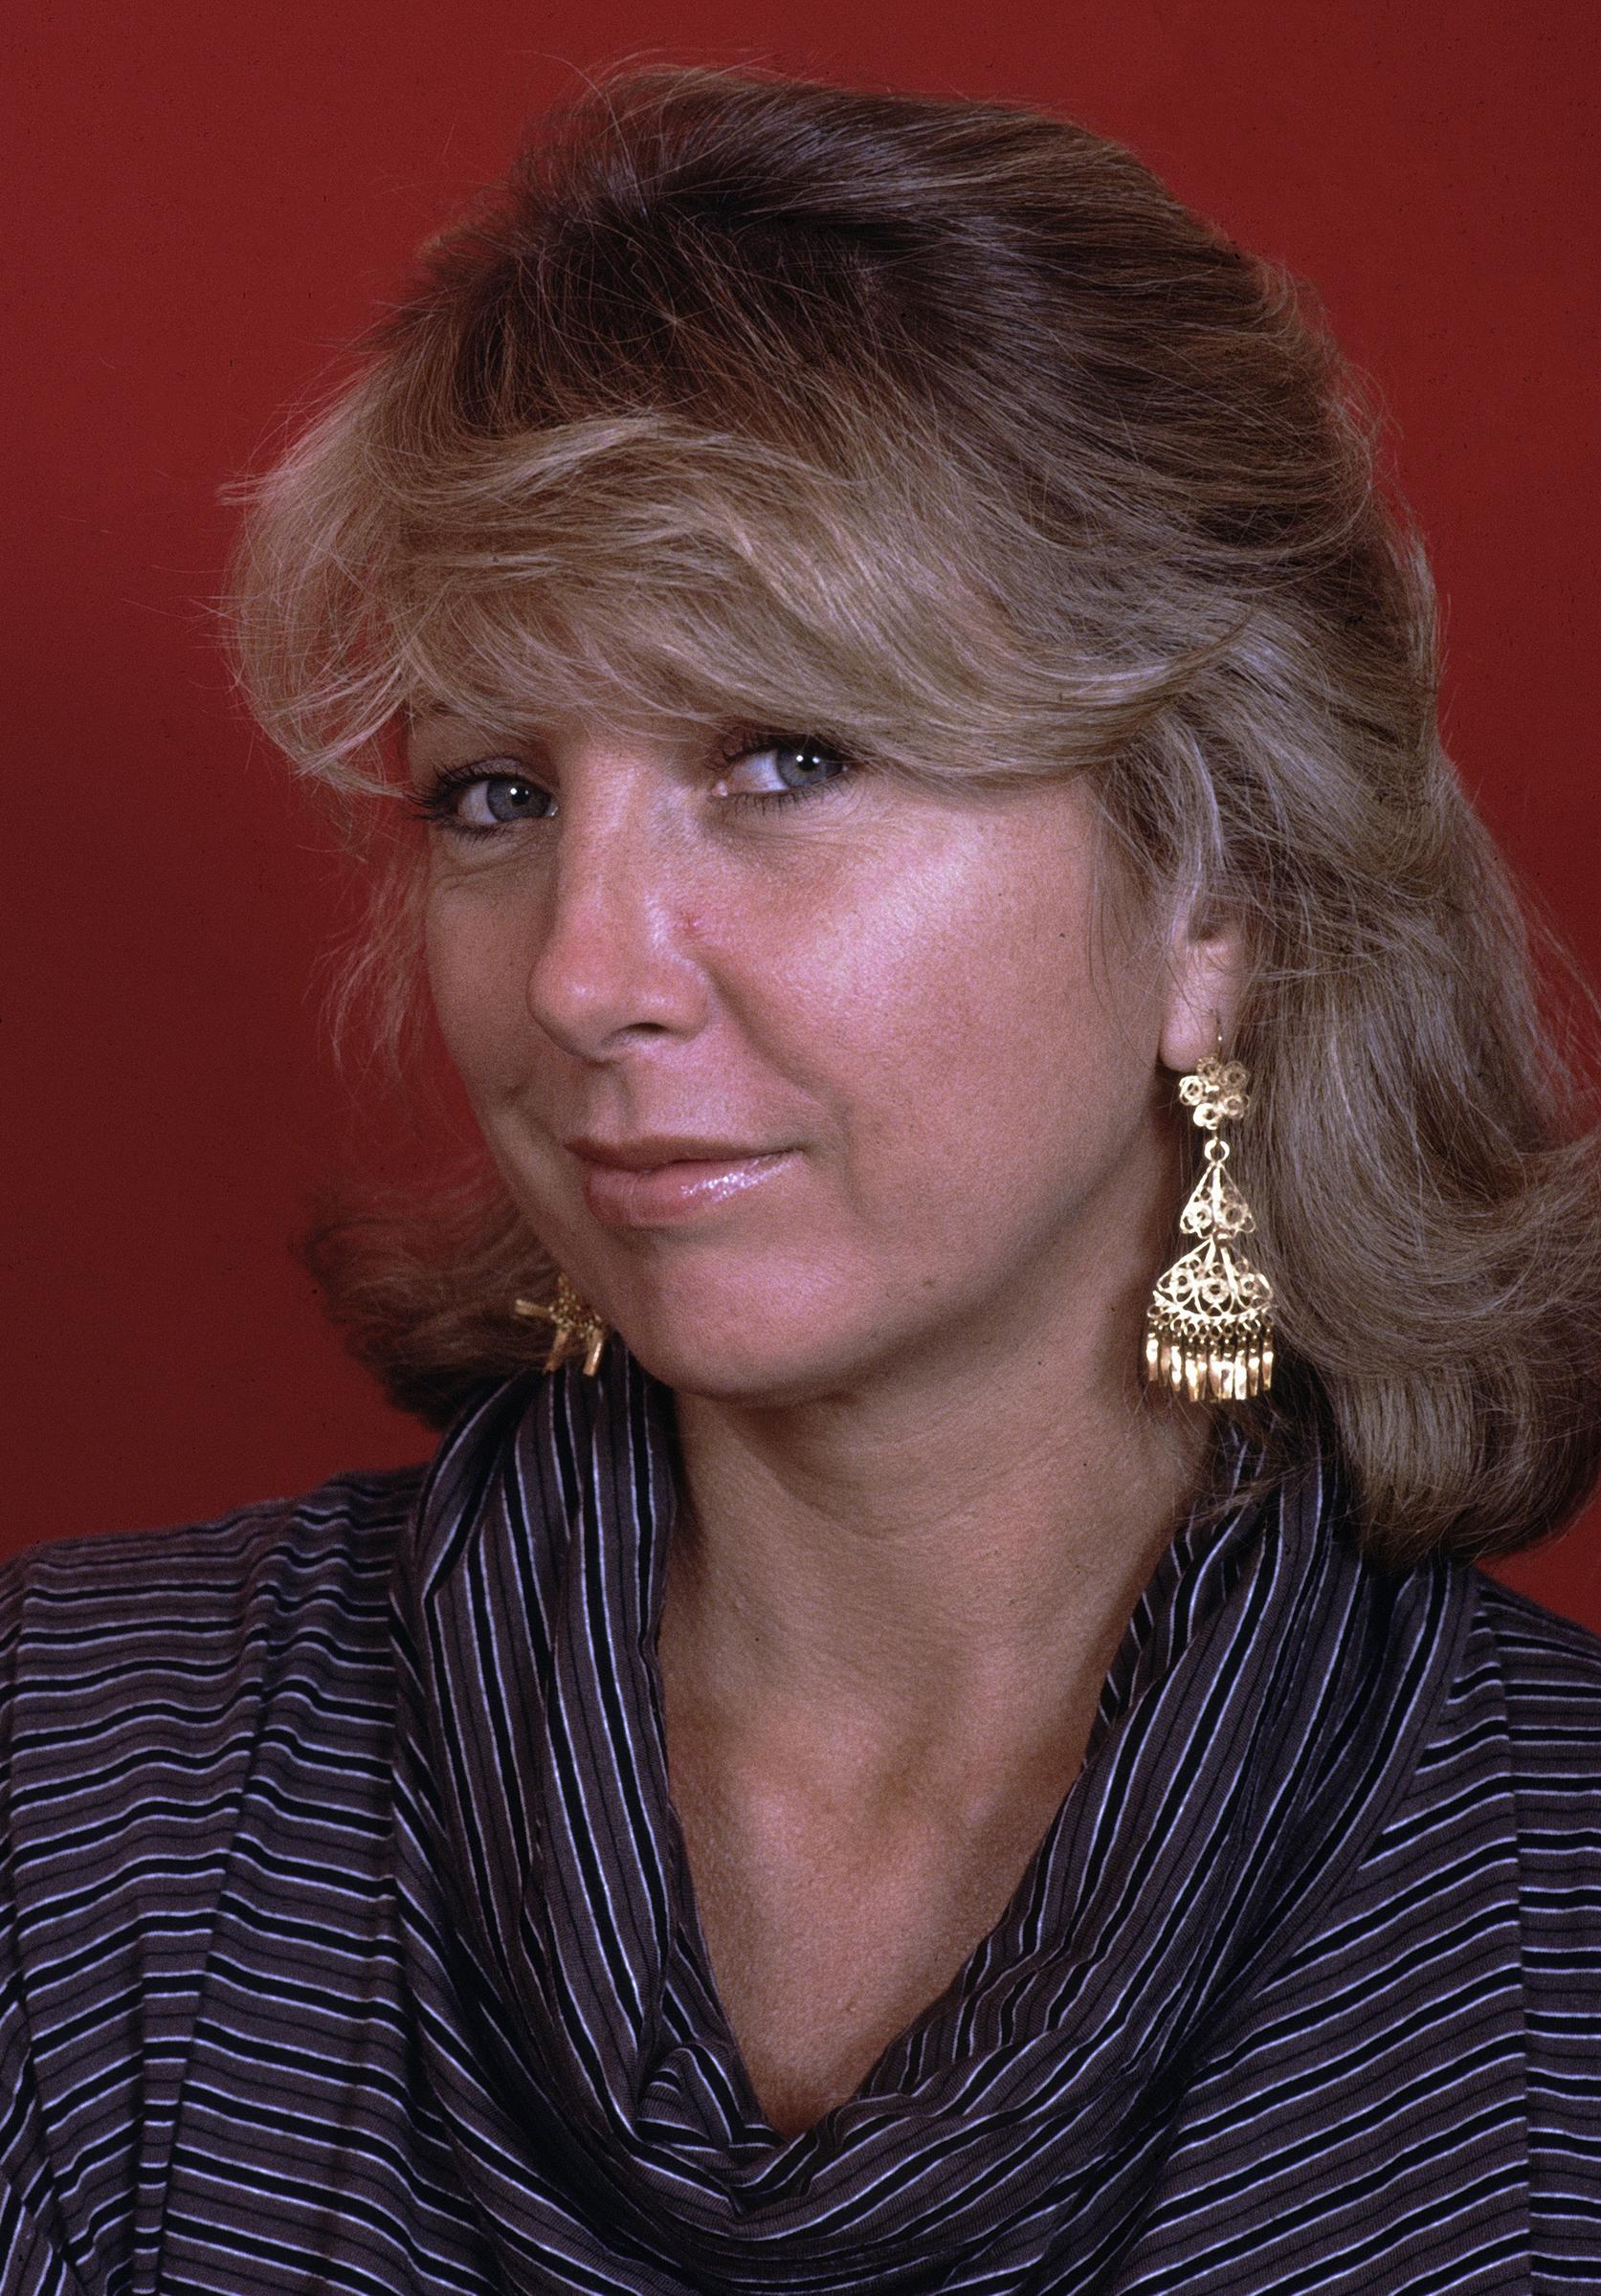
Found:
[1144,1043,1275,1404]
[513,1274,611,1378]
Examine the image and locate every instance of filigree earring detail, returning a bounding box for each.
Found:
[1144,1048,1275,1404]
[513,1274,611,1377]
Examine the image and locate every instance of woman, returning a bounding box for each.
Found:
[3,60,1598,2295]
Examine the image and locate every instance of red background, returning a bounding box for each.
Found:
[5,1,1599,1630]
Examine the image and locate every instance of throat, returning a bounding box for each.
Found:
[659,1680,1093,2138]
[653,1398,1211,2134]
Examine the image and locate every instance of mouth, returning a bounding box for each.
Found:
[566,1142,797,1228]
[564,1135,781,1170]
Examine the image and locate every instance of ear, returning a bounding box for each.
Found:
[1158,897,1248,1073]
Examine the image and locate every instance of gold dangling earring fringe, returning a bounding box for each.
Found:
[1144,1047,1275,1405]
[513,1274,611,1378]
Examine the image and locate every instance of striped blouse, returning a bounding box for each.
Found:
[1,1347,1597,2293]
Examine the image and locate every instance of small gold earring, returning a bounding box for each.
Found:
[513,1274,611,1378]
[1144,1043,1275,1404]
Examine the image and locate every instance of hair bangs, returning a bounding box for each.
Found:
[238,369,1189,807]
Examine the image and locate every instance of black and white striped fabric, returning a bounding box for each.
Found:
[1,1345,1597,2293]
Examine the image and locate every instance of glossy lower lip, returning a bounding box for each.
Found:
[578,1150,796,1228]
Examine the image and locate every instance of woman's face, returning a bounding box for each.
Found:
[411,709,1227,1403]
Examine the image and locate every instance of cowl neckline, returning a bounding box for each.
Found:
[390,1348,1475,2294]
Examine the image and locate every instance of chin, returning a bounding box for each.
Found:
[615,1320,859,1409]
[603,1268,888,1407]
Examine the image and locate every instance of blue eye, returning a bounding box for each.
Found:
[421,764,553,832]
[473,775,548,825]
[719,735,851,802]
[414,733,855,836]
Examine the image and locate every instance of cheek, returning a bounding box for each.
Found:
[423,885,527,1097]
[862,950,1120,1174]
[766,836,1157,1203]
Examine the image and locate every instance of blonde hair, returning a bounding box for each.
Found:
[228,61,1601,1565]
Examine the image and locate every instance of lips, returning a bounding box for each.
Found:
[563,1135,774,1172]
[567,1140,797,1228]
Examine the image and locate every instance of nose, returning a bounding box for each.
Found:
[523,785,709,1062]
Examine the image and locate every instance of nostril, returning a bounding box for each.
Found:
[523,923,709,1058]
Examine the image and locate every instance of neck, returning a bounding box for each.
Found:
[661,1261,1212,1794]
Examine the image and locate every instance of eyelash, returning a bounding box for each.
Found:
[408,762,544,838]
[411,731,852,837]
